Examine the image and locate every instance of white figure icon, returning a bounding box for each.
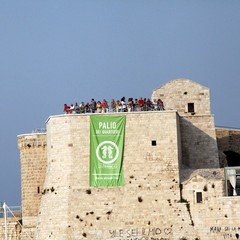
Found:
[101,145,114,159]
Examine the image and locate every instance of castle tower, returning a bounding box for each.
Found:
[152,79,219,168]
[35,111,183,239]
[152,78,211,116]
[17,133,47,238]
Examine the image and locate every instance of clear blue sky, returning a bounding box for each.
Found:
[1,1,240,206]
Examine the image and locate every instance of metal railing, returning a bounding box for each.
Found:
[65,105,165,114]
[32,128,46,133]
[0,204,21,218]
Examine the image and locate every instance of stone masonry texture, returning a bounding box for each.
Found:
[17,133,47,239]
[17,79,240,240]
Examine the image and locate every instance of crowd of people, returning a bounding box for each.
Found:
[63,97,165,114]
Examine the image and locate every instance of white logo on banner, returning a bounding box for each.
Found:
[96,141,119,164]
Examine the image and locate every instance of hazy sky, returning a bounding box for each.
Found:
[1,1,240,206]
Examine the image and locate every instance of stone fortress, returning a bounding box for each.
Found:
[15,79,240,240]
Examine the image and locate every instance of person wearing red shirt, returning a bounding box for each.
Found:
[138,97,144,110]
[102,99,108,113]
[63,104,71,114]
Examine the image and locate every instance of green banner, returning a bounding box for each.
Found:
[90,115,125,186]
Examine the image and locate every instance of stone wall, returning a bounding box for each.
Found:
[17,115,240,239]
[216,128,240,154]
[17,79,240,240]
[216,128,240,167]
[17,133,47,238]
[180,168,240,240]
[32,110,227,240]
[0,218,21,240]
[180,115,219,169]
[35,111,183,239]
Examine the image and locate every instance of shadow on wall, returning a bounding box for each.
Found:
[179,117,219,169]
[216,130,240,167]
[224,151,240,167]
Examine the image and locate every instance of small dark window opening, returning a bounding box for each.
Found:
[196,192,202,203]
[152,140,157,146]
[188,103,195,113]
[37,186,40,194]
